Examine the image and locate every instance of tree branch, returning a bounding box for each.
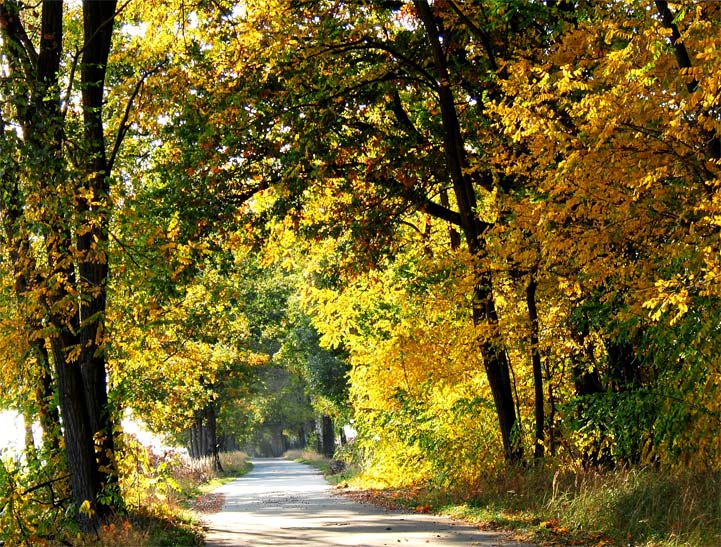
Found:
[108,62,167,175]
[0,0,39,80]
[447,0,498,72]
[654,0,694,90]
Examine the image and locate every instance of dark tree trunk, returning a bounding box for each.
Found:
[207,405,223,472]
[189,404,223,470]
[414,0,521,463]
[546,369,557,456]
[189,419,199,458]
[339,426,347,446]
[77,0,120,515]
[526,276,545,459]
[321,415,335,458]
[51,339,106,529]
[439,189,461,250]
[298,424,307,448]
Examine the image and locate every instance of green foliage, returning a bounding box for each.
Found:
[0,450,73,546]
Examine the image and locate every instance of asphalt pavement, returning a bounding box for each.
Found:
[201,458,536,547]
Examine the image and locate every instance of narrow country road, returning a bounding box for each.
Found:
[201,458,536,547]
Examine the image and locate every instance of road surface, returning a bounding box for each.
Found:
[201,458,536,547]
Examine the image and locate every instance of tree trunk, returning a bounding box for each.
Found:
[414,0,521,463]
[440,189,461,250]
[0,1,121,529]
[321,415,335,458]
[298,424,307,448]
[526,276,545,459]
[206,404,223,472]
[339,426,347,446]
[189,408,208,456]
[188,405,223,470]
[77,0,120,514]
[51,340,107,530]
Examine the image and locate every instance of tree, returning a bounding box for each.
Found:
[487,0,721,467]
[171,0,529,462]
[0,0,123,527]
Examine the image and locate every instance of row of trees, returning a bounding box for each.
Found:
[1,0,720,540]
[182,0,718,480]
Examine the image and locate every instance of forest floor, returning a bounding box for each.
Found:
[200,458,537,547]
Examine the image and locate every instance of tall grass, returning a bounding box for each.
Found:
[437,464,720,547]
[547,468,720,546]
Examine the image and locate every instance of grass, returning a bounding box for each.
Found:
[545,467,721,547]
[343,464,720,547]
[283,448,359,485]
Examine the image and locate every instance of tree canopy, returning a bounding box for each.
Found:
[1,0,720,543]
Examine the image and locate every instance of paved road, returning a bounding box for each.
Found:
[202,458,536,547]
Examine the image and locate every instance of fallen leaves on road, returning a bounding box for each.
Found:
[192,492,225,513]
[337,486,619,547]
[337,486,426,512]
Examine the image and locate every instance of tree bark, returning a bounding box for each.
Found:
[77,0,120,512]
[207,404,223,472]
[189,404,223,471]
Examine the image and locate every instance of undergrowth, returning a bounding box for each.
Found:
[343,462,720,547]
[0,441,252,547]
[74,448,250,547]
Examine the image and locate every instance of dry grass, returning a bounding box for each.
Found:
[74,450,249,547]
[219,450,250,475]
[283,448,326,461]
[422,464,721,547]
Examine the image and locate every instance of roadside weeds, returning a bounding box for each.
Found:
[287,450,720,547]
